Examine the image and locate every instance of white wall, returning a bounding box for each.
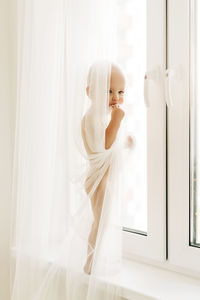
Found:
[0,0,16,299]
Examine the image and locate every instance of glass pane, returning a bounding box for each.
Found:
[116,0,147,234]
[190,0,200,247]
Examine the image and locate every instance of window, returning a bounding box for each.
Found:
[120,0,167,262]
[122,0,200,277]
[190,0,200,248]
[116,0,147,234]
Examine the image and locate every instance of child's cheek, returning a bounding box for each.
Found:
[119,97,124,104]
[108,95,112,105]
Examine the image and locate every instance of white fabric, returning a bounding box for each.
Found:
[9,0,129,299]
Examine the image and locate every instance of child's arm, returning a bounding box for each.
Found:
[105,119,121,149]
[105,105,125,149]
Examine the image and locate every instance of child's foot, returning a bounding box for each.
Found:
[83,262,91,275]
[83,243,94,275]
[83,253,93,275]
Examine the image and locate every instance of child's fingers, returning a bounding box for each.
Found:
[111,104,120,108]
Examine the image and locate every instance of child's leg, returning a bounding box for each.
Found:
[84,167,110,274]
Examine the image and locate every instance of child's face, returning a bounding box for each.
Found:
[108,66,126,108]
[86,64,126,112]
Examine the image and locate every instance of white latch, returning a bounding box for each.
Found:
[144,65,183,108]
[144,65,163,108]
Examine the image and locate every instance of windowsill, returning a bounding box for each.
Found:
[11,248,200,300]
[112,258,200,300]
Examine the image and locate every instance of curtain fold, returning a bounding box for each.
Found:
[10,0,129,299]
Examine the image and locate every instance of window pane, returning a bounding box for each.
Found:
[190,0,200,247]
[116,0,147,234]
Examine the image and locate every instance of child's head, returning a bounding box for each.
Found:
[108,63,126,108]
[86,61,126,111]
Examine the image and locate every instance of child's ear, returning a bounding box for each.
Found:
[86,86,89,96]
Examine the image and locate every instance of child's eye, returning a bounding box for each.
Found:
[119,91,124,95]
[108,90,112,94]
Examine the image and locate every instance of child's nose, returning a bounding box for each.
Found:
[112,94,119,101]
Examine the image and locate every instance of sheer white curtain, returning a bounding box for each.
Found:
[10,0,130,299]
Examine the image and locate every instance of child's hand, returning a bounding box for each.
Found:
[111,104,125,123]
[124,135,135,149]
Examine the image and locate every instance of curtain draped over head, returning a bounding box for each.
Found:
[10,0,130,299]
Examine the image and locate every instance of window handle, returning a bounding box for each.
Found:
[165,66,183,108]
[144,72,150,108]
[144,65,163,108]
[144,65,183,108]
[165,69,175,108]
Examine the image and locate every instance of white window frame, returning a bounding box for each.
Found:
[168,0,200,273]
[123,0,200,279]
[123,0,167,262]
